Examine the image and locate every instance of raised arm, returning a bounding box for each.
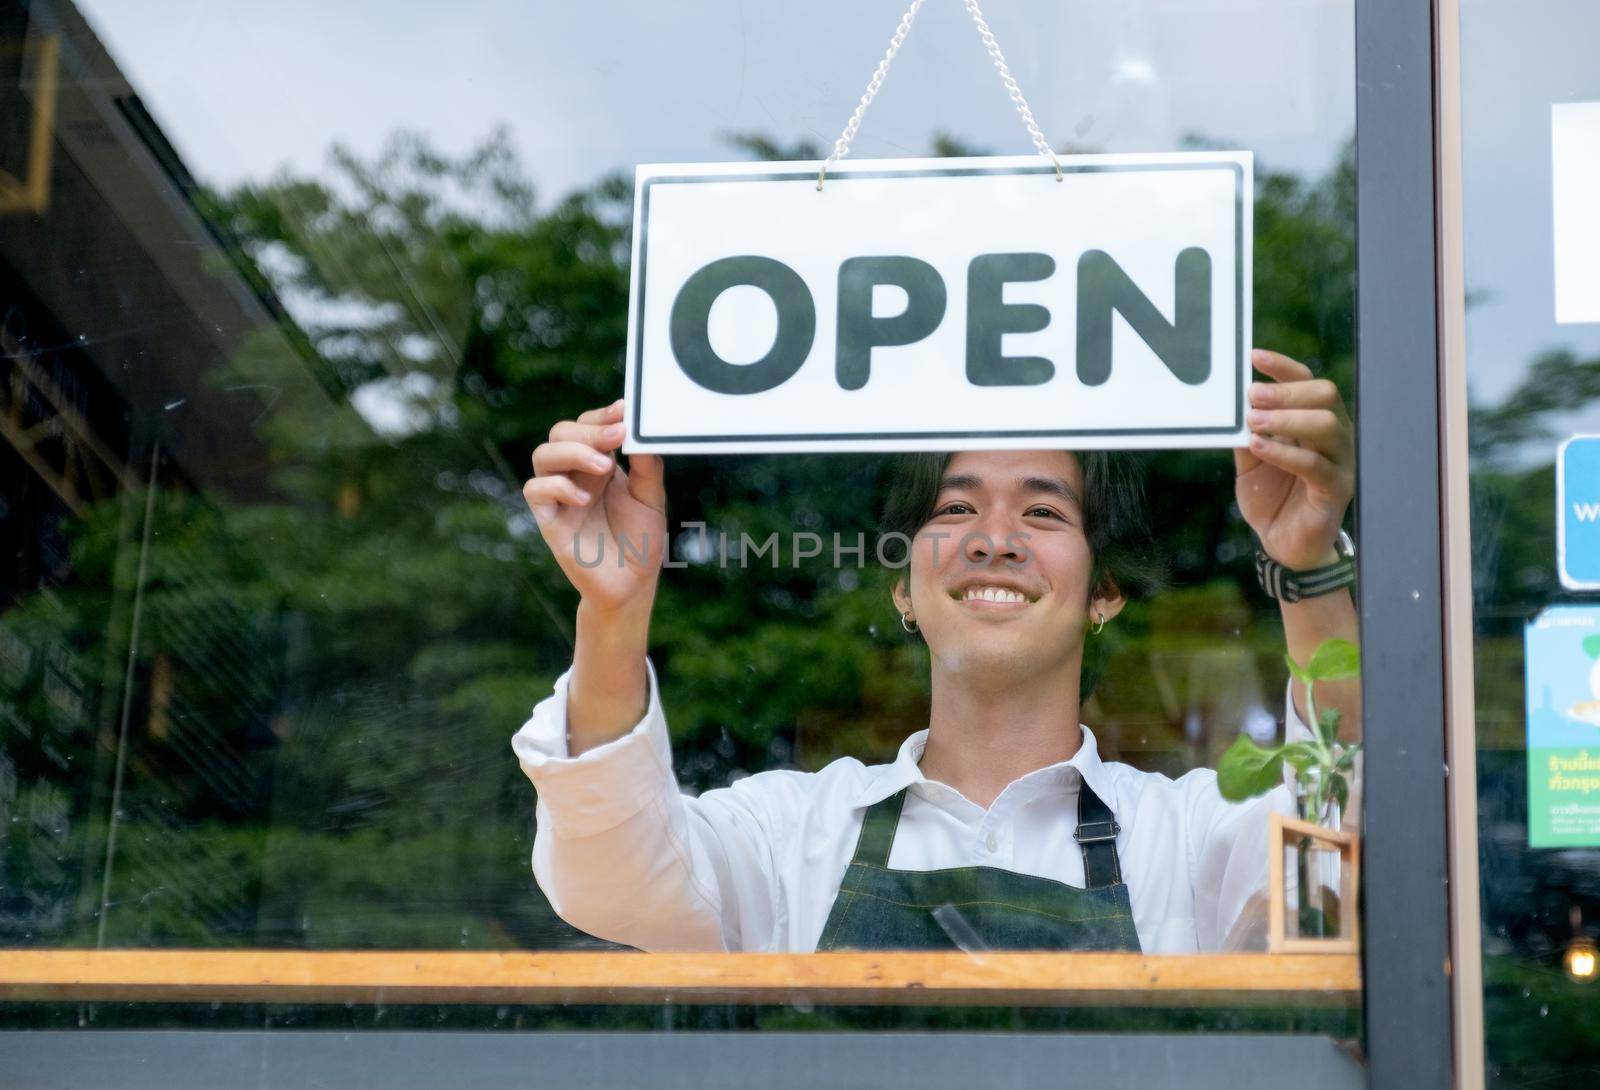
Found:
[1235,349,1361,742]
[519,401,783,951]
[523,398,667,752]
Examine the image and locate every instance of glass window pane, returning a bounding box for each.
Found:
[1457,0,1600,1083]
[1,0,1363,1076]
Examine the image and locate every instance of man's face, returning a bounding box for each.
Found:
[893,450,1121,683]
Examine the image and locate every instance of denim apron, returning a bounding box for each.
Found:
[815,780,1141,951]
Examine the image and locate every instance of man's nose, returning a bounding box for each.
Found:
[962,509,1027,566]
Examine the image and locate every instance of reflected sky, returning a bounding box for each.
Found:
[1461,0,1600,420]
[75,0,1353,201]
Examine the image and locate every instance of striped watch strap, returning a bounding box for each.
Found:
[1254,547,1356,603]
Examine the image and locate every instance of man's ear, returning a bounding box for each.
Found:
[891,576,912,617]
[1091,575,1127,623]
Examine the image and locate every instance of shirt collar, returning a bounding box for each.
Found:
[851,729,930,807]
[852,723,1119,817]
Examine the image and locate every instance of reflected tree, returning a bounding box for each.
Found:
[1,128,1359,951]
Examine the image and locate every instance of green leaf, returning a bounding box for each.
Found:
[1284,652,1313,687]
[1305,638,1361,682]
[1583,634,1600,660]
[1317,708,1342,747]
[1279,741,1321,775]
[1217,735,1286,801]
[1331,774,1350,812]
[1318,704,1344,749]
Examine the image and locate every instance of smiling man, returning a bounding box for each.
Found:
[513,349,1359,953]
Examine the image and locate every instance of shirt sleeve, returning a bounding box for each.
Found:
[511,657,784,952]
[1186,681,1317,952]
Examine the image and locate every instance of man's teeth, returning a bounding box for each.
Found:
[962,586,1028,603]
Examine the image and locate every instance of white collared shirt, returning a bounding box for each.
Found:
[513,658,1306,954]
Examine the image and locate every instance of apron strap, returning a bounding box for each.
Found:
[850,788,909,868]
[1075,779,1123,888]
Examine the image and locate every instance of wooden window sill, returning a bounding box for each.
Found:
[0,950,1360,1007]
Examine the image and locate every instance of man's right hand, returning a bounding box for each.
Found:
[524,398,667,612]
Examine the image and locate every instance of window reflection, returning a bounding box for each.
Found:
[1,0,1358,1039]
[1457,0,1600,1083]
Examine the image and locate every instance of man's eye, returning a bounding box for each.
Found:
[1027,506,1063,519]
[936,502,973,516]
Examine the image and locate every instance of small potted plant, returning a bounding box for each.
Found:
[1218,638,1362,950]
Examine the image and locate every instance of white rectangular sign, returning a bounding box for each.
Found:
[622,152,1252,454]
[1554,102,1600,325]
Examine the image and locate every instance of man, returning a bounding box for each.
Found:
[513,348,1358,953]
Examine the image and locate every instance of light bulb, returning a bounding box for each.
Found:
[1565,939,1598,982]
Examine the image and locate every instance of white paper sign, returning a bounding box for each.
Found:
[622,152,1252,453]
[1554,102,1600,325]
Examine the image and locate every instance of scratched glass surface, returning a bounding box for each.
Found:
[1456,0,1600,1084]
[1,0,1359,1041]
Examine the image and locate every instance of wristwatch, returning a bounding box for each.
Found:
[1255,530,1356,603]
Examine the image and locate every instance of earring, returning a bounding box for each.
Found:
[900,611,918,633]
[1091,610,1106,635]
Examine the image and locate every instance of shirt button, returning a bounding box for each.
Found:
[985,833,999,852]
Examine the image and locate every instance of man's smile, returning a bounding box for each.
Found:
[949,579,1042,612]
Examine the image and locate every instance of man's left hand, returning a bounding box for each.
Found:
[1234,348,1355,571]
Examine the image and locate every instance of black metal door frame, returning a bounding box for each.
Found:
[1353,0,1456,1086]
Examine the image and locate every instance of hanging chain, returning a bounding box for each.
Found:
[960,0,1062,179]
[817,0,929,189]
[818,0,1062,189]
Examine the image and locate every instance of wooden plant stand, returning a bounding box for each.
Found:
[1267,812,1361,955]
